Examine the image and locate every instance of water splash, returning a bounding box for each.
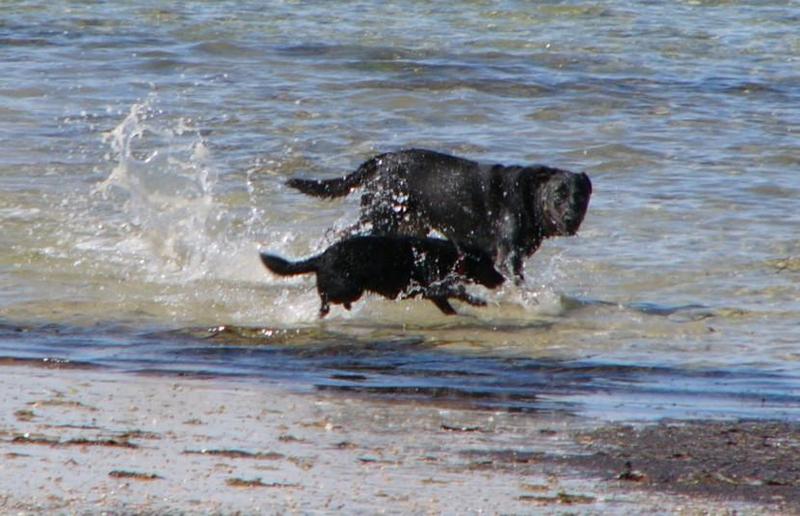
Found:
[95,99,255,284]
[84,101,576,326]
[83,99,333,326]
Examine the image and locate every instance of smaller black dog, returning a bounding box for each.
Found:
[260,236,505,317]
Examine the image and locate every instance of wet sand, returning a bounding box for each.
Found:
[0,361,797,514]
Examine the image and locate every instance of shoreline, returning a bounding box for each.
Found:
[1,362,797,514]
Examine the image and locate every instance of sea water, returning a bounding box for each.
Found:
[1,0,799,420]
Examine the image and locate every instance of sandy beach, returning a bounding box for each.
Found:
[1,361,797,514]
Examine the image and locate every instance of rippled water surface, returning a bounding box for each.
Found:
[1,1,799,420]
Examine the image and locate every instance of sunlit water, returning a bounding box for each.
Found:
[1,1,799,421]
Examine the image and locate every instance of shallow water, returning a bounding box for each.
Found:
[1,1,799,420]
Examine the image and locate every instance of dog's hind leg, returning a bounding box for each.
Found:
[358,186,428,237]
[511,252,526,285]
[318,276,363,315]
[319,293,331,318]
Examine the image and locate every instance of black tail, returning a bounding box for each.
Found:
[286,155,382,198]
[260,252,318,276]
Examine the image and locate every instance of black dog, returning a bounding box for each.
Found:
[287,149,592,280]
[260,235,505,317]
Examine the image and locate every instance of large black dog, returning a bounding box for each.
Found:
[260,235,504,318]
[287,149,592,280]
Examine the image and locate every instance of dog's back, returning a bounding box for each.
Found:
[315,236,415,300]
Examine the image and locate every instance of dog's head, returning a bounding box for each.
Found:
[456,250,505,289]
[537,169,592,237]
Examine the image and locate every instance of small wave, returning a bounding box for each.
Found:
[274,43,433,62]
[0,37,54,47]
[191,41,260,57]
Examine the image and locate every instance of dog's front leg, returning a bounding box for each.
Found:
[424,284,486,313]
[428,296,457,315]
[448,284,488,307]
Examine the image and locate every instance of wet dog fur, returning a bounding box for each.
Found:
[260,235,505,317]
[286,149,592,281]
